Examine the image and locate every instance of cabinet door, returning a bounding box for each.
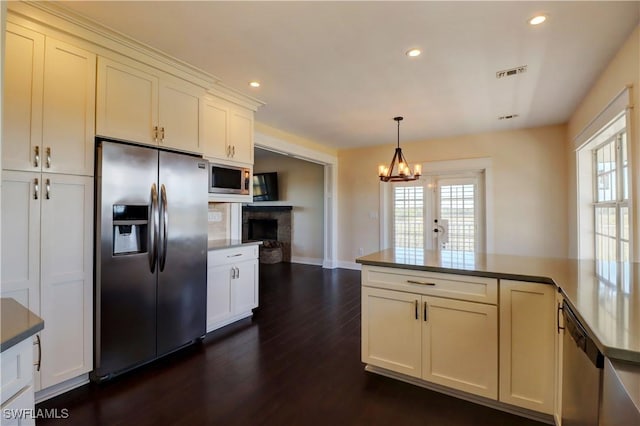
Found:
[158,78,202,154]
[422,296,498,399]
[0,171,41,315]
[39,174,93,389]
[228,107,253,164]
[201,97,229,160]
[232,259,258,314]
[42,38,96,176]
[362,287,422,378]
[207,264,233,331]
[96,57,158,145]
[3,24,44,172]
[499,280,555,414]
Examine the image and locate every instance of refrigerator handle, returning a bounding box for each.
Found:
[159,184,169,272]
[149,183,159,273]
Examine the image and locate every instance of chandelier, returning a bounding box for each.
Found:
[378,116,421,182]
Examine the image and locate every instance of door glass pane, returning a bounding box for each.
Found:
[439,183,475,252]
[393,186,423,250]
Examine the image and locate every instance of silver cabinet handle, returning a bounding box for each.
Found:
[424,301,428,322]
[34,146,40,167]
[45,179,51,199]
[153,126,158,142]
[226,145,230,157]
[407,280,436,286]
[235,267,240,279]
[34,178,39,200]
[34,334,41,371]
[415,300,419,320]
[231,267,236,279]
[160,127,165,141]
[232,145,235,157]
[159,184,168,272]
[46,147,51,168]
[227,253,243,258]
[148,184,159,273]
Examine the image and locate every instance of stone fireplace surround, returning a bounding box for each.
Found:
[242,205,292,262]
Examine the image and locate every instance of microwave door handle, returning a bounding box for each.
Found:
[149,184,159,273]
[159,184,168,272]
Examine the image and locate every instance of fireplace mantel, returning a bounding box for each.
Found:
[243,205,293,213]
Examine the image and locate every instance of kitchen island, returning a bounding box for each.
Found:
[356,249,640,423]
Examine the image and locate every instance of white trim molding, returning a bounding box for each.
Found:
[336,261,362,271]
[255,131,339,269]
[291,256,324,266]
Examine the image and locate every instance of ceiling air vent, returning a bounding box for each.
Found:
[498,114,519,120]
[496,65,527,79]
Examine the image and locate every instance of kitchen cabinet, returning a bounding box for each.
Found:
[201,96,254,165]
[3,23,95,176]
[97,56,203,154]
[1,339,35,426]
[499,280,555,415]
[361,268,498,399]
[207,245,259,332]
[1,171,93,391]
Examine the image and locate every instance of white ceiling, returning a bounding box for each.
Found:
[57,1,639,149]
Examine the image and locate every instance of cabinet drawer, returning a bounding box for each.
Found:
[362,265,497,304]
[1,338,33,406]
[208,245,258,265]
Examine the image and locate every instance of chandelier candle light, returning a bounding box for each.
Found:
[378,116,422,182]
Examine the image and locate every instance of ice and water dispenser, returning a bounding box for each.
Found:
[113,205,148,255]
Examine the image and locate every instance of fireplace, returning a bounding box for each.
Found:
[242,206,292,262]
[248,219,278,241]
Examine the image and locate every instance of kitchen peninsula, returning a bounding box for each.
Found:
[356,249,640,423]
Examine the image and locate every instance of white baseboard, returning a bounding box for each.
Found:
[322,259,337,269]
[291,256,323,266]
[35,374,89,404]
[336,261,361,271]
[206,311,253,334]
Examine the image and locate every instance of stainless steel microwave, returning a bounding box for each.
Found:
[208,163,251,195]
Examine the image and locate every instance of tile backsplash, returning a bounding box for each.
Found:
[208,202,230,240]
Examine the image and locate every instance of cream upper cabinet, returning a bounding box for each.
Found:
[422,296,498,399]
[499,280,556,415]
[96,56,159,145]
[3,25,95,176]
[97,56,204,154]
[201,96,254,165]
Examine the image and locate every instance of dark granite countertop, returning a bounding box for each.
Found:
[357,249,640,364]
[1,298,44,352]
[207,239,262,251]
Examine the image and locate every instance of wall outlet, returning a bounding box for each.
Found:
[208,211,223,222]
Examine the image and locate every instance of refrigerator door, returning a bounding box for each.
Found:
[156,150,207,356]
[95,141,159,379]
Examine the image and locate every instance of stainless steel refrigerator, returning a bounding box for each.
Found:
[93,139,208,381]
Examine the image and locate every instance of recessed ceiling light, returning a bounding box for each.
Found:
[249,81,261,88]
[406,48,421,58]
[528,15,547,26]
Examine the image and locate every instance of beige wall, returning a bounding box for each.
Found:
[567,25,640,261]
[338,124,569,263]
[254,150,324,262]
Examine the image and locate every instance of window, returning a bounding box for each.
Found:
[393,185,424,250]
[592,114,630,284]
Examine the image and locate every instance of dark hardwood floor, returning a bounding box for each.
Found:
[38,263,543,425]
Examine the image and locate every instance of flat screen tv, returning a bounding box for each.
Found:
[253,172,279,202]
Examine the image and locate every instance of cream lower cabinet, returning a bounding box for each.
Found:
[207,246,259,332]
[1,171,93,392]
[1,339,36,426]
[499,280,556,415]
[362,286,498,399]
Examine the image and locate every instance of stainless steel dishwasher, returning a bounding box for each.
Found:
[561,302,605,425]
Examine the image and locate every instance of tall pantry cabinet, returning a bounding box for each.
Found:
[1,22,94,393]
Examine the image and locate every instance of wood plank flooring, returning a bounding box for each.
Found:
[38,263,543,425]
